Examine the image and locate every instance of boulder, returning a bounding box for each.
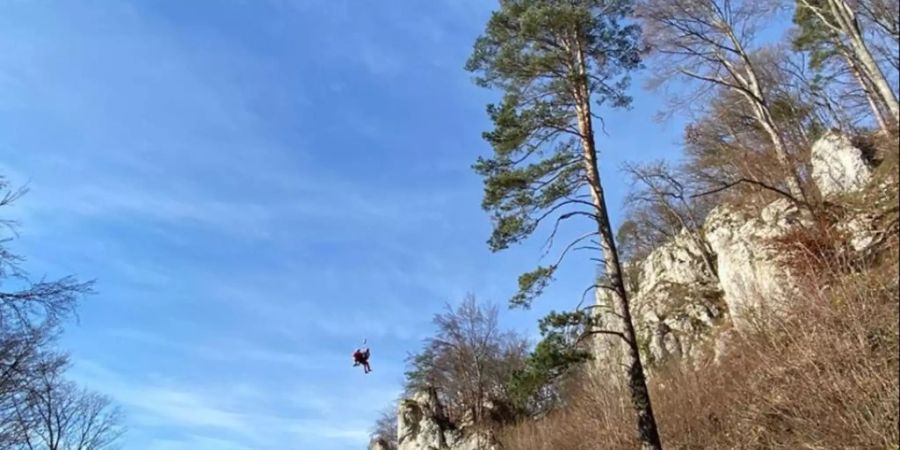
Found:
[811,131,873,198]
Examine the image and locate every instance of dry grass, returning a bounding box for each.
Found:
[500,220,899,450]
[498,372,636,450]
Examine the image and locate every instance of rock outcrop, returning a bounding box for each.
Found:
[397,388,453,450]
[598,131,875,369]
[811,131,873,198]
[394,387,499,450]
[389,132,877,449]
[705,198,808,325]
[627,230,726,365]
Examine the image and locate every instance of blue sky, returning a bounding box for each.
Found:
[0,1,684,449]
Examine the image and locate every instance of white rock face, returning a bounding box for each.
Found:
[704,199,807,327]
[598,132,877,367]
[593,201,803,370]
[398,389,450,450]
[809,131,884,251]
[811,131,873,198]
[637,230,717,291]
[602,200,808,368]
[396,389,499,450]
[842,213,879,251]
[628,231,725,365]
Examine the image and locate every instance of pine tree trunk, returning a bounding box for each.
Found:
[572,46,663,449]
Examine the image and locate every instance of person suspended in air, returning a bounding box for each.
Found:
[352,346,371,374]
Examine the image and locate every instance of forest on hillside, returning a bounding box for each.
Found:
[370,0,900,449]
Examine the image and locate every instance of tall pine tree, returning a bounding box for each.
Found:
[466,1,662,448]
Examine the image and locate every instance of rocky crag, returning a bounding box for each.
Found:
[370,131,878,450]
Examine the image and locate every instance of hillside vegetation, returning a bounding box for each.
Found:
[370,0,899,449]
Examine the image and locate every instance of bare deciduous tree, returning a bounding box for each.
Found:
[405,295,528,426]
[0,177,122,450]
[622,161,718,277]
[369,404,398,450]
[639,0,809,202]
[779,48,866,133]
[14,357,123,450]
[793,0,899,136]
[856,0,900,76]
[0,329,65,448]
[795,0,899,124]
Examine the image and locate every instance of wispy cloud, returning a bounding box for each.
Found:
[71,360,254,435]
[0,2,682,450]
[103,328,348,372]
[71,358,394,449]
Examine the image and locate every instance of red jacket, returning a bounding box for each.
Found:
[353,349,370,362]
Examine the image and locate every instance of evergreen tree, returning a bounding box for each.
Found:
[508,311,592,415]
[466,1,662,447]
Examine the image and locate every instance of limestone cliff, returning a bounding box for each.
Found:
[611,131,875,369]
[627,230,725,366]
[380,131,876,449]
[366,387,499,450]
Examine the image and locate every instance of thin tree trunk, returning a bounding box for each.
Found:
[721,30,808,202]
[839,3,900,123]
[817,0,900,123]
[847,53,892,134]
[573,44,663,450]
[746,95,809,202]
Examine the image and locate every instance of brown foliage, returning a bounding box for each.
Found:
[370,404,399,450]
[405,295,529,427]
[498,224,899,450]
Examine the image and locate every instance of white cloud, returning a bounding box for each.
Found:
[71,360,253,434]
[103,328,345,371]
[70,359,380,449]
